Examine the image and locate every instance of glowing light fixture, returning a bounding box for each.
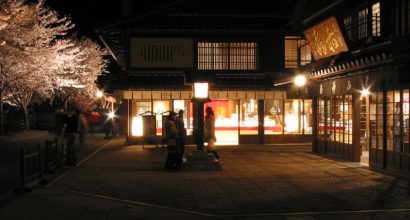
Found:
[294,75,306,87]
[194,82,209,99]
[97,91,103,97]
[361,88,370,96]
[132,116,143,136]
[108,112,115,119]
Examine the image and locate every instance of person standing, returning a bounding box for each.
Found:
[63,108,79,166]
[165,112,178,169]
[175,110,186,167]
[205,107,220,162]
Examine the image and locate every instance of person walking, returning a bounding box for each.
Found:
[78,111,89,145]
[63,108,79,166]
[165,112,178,169]
[205,107,220,162]
[175,110,186,167]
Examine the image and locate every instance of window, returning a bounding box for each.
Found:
[344,2,381,42]
[285,36,299,68]
[317,96,352,144]
[298,39,312,66]
[264,100,284,134]
[197,42,257,70]
[344,16,353,41]
[386,91,401,151]
[358,8,369,39]
[318,98,325,135]
[404,90,409,152]
[240,99,258,134]
[344,95,353,144]
[284,100,302,134]
[370,92,383,149]
[372,2,381,36]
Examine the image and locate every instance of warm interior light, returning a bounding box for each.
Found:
[132,116,143,136]
[285,115,298,132]
[97,91,103,97]
[361,88,370,96]
[194,83,209,98]
[250,99,255,112]
[154,101,165,114]
[295,75,306,86]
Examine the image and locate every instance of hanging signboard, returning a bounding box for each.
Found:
[304,16,349,60]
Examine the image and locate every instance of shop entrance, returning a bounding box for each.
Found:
[205,100,239,145]
[360,95,369,166]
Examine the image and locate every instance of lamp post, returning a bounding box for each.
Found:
[192,82,209,150]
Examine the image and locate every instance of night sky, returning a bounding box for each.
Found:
[45,0,123,37]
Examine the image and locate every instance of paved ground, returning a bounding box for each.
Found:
[1,136,410,219]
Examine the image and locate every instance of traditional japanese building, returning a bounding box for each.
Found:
[96,0,313,146]
[277,0,410,175]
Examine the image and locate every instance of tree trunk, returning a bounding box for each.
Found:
[23,105,30,130]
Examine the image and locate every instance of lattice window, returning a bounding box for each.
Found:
[197,42,257,70]
[372,2,381,36]
[358,8,369,39]
[285,36,299,69]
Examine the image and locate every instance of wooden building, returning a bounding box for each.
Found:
[278,0,410,175]
[96,0,312,146]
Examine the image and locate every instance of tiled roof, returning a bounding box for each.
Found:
[97,72,190,92]
[106,13,291,32]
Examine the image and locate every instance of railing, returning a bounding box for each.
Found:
[45,138,58,173]
[16,137,65,192]
[18,144,42,192]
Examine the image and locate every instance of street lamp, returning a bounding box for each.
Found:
[294,75,306,87]
[193,82,209,150]
[97,91,103,98]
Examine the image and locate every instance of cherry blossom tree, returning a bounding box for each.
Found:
[0,0,109,131]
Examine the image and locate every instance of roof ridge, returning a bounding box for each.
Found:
[168,13,291,18]
[106,0,186,28]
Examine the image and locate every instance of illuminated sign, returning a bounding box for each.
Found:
[304,16,349,60]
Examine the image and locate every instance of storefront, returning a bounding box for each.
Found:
[116,89,312,145]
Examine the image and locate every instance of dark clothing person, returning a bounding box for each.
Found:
[165,112,178,169]
[104,118,114,139]
[78,113,88,145]
[63,110,79,166]
[175,110,186,167]
[205,107,220,162]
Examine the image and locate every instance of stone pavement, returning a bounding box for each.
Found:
[1,136,410,219]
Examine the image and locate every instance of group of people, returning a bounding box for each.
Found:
[164,110,186,169]
[55,108,88,167]
[164,107,220,169]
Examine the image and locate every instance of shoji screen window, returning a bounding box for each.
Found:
[197,42,257,70]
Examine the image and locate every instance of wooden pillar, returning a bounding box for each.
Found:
[353,93,361,162]
[258,100,264,144]
[126,99,131,145]
[312,97,318,152]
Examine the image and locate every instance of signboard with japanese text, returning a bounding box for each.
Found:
[130,38,193,68]
[304,16,349,60]
[142,115,156,138]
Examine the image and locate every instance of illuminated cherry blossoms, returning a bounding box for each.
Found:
[0,0,108,131]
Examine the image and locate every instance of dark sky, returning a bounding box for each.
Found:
[45,0,123,37]
[44,0,174,38]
